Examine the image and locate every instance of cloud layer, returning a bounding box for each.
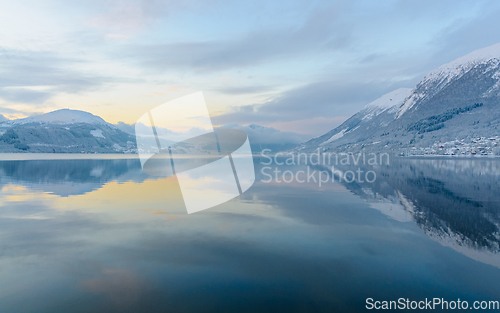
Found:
[1,0,500,135]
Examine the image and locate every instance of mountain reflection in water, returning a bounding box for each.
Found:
[0,156,499,312]
[328,158,500,268]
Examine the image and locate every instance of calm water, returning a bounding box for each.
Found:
[0,156,499,312]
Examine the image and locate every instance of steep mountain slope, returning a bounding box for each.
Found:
[298,43,500,155]
[0,109,136,153]
[396,43,500,118]
[299,88,412,152]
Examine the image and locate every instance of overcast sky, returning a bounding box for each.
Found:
[1,0,500,136]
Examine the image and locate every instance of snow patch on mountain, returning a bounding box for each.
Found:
[486,70,500,97]
[363,88,412,121]
[90,129,105,138]
[364,87,412,110]
[320,128,348,145]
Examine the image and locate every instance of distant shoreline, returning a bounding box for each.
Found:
[0,153,141,160]
[0,152,499,161]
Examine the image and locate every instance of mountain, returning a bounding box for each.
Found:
[218,124,310,153]
[2,109,108,126]
[300,88,412,152]
[116,120,310,154]
[297,43,500,156]
[0,109,136,153]
[0,109,307,154]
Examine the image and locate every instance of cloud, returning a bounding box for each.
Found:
[427,2,500,68]
[268,116,349,136]
[218,124,310,145]
[211,80,410,127]
[215,85,276,95]
[0,88,54,104]
[122,5,353,73]
[114,121,137,134]
[0,105,43,118]
[115,120,310,146]
[84,0,206,36]
[2,0,499,137]
[0,48,114,105]
[115,121,212,143]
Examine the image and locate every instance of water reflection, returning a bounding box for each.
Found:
[0,156,499,312]
[0,158,149,196]
[323,158,500,268]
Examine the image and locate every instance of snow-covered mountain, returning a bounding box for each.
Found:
[396,43,500,120]
[0,109,135,153]
[3,109,108,126]
[299,88,412,152]
[297,43,500,156]
[116,120,310,154]
[218,123,309,152]
[0,109,308,154]
[397,43,500,119]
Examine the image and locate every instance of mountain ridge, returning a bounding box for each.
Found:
[396,43,500,119]
[0,109,307,153]
[0,109,134,153]
[296,43,500,156]
[2,109,110,126]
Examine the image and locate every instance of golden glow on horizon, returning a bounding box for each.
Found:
[0,177,187,219]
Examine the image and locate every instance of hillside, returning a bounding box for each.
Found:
[0,109,136,153]
[297,43,500,156]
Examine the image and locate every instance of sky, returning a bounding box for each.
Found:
[1,0,500,137]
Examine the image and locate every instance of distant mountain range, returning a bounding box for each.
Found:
[0,109,306,153]
[217,124,309,152]
[296,43,500,156]
[116,121,308,154]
